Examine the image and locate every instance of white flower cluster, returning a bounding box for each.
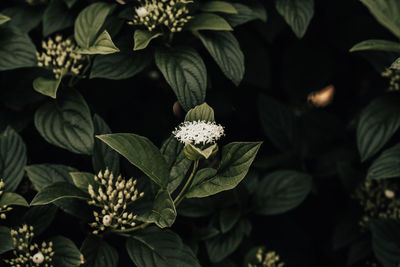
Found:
[382,57,400,91]
[4,225,54,267]
[173,120,225,145]
[0,180,12,220]
[36,35,84,79]
[248,248,284,267]
[88,169,144,234]
[129,0,192,32]
[354,179,400,228]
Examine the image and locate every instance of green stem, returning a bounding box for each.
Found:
[173,160,199,206]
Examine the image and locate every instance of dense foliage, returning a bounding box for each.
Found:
[1,0,400,266]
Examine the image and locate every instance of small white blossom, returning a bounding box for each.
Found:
[32,252,44,264]
[135,7,148,17]
[0,179,12,220]
[385,189,395,199]
[173,120,225,145]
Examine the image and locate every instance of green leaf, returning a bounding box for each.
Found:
[134,29,163,51]
[197,31,244,86]
[178,198,215,218]
[30,182,89,206]
[92,114,120,174]
[81,235,118,267]
[350,39,400,53]
[223,3,267,27]
[275,0,314,38]
[0,192,28,207]
[70,172,95,192]
[25,164,76,191]
[185,102,215,122]
[360,0,400,39]
[138,189,176,228]
[155,47,207,111]
[253,170,312,215]
[0,226,13,254]
[219,207,241,234]
[0,13,10,25]
[43,0,75,37]
[33,75,63,99]
[200,1,238,14]
[368,144,400,180]
[97,133,169,188]
[184,143,217,160]
[22,205,58,236]
[51,235,82,267]
[64,0,78,8]
[34,89,95,155]
[126,227,201,267]
[1,6,43,33]
[258,95,297,152]
[90,50,151,80]
[186,142,262,198]
[160,136,192,193]
[0,27,37,71]
[74,2,114,48]
[357,95,400,161]
[370,219,400,267]
[0,127,27,192]
[185,13,233,31]
[76,30,120,55]
[206,218,251,263]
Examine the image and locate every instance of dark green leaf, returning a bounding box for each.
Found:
[223,3,267,27]
[160,136,192,193]
[2,6,43,33]
[350,39,400,53]
[178,198,215,218]
[134,29,162,51]
[200,1,238,14]
[155,47,207,111]
[43,0,75,37]
[0,127,27,192]
[360,0,400,39]
[197,31,244,86]
[77,30,120,55]
[92,114,120,174]
[33,75,63,99]
[254,170,312,215]
[258,95,297,152]
[185,13,233,31]
[0,226,13,254]
[22,205,58,235]
[30,182,89,206]
[70,172,95,192]
[51,235,82,267]
[275,0,314,38]
[0,27,37,71]
[186,142,262,198]
[97,133,169,188]
[357,95,400,161]
[0,13,10,25]
[126,227,201,267]
[74,2,114,48]
[138,189,176,228]
[370,219,400,267]
[81,235,118,267]
[368,143,400,180]
[90,50,151,80]
[0,192,28,207]
[34,89,95,155]
[219,207,241,234]
[185,102,215,122]
[25,164,76,191]
[64,0,78,8]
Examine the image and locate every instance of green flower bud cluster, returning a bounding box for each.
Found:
[36,35,84,79]
[129,0,193,32]
[87,169,144,234]
[4,225,54,267]
[354,179,400,228]
[248,248,284,267]
[382,57,400,91]
[0,180,12,220]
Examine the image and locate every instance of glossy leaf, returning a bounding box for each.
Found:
[254,170,312,215]
[219,207,241,234]
[70,172,95,192]
[200,1,238,14]
[0,13,10,25]
[134,29,162,51]
[81,235,118,267]
[197,31,244,86]
[126,227,201,267]
[223,3,267,27]
[51,236,83,267]
[155,47,207,111]
[1,6,43,33]
[77,30,120,55]
[0,226,13,254]
[43,0,75,37]
[370,219,400,267]
[25,164,76,191]
[275,0,314,38]
[185,13,233,31]
[30,182,89,206]
[0,192,29,207]
[33,75,63,99]
[97,133,169,188]
[0,127,27,192]
[34,89,95,155]
[368,144,400,180]
[350,39,400,53]
[185,102,215,122]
